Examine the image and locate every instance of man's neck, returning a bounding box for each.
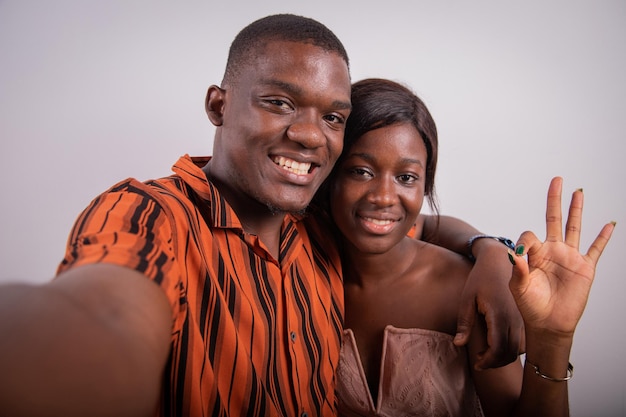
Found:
[203,162,287,259]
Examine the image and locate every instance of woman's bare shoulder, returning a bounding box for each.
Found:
[412,240,473,286]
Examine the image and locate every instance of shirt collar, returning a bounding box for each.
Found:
[170,154,305,230]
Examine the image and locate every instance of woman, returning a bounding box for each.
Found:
[323,78,615,416]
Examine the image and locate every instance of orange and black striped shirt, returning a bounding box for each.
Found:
[57,155,345,416]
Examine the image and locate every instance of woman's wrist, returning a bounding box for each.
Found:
[524,327,573,377]
[525,358,574,382]
[525,326,574,350]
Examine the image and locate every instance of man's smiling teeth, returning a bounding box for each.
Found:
[363,217,394,226]
[274,156,311,175]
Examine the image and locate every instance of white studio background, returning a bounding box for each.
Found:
[1,1,624,415]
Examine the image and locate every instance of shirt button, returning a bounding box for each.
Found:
[301,413,308,417]
[290,331,297,342]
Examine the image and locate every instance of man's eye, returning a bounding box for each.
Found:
[268,99,289,109]
[324,114,345,124]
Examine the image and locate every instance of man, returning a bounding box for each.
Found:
[0,14,520,416]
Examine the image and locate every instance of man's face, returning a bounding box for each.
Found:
[211,40,352,215]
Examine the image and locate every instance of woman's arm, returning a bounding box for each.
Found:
[507,177,614,417]
[472,177,614,417]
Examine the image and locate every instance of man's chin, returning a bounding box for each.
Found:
[257,186,317,216]
[265,202,308,217]
[262,195,312,216]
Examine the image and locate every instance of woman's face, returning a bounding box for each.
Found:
[330,122,428,254]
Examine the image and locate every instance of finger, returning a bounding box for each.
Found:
[480,319,523,368]
[586,221,616,265]
[454,295,477,347]
[474,272,519,369]
[513,230,539,260]
[545,176,564,242]
[508,232,539,300]
[564,188,584,249]
[508,245,530,298]
[474,313,513,369]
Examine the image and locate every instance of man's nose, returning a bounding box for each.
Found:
[286,111,325,149]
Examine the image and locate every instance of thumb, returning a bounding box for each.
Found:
[454,294,476,346]
[508,241,530,300]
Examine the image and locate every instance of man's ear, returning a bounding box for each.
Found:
[205,85,226,126]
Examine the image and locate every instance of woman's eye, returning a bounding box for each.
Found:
[349,167,372,178]
[398,174,419,184]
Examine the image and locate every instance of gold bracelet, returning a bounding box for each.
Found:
[525,359,574,382]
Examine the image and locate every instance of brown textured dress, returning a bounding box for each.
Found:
[337,326,484,417]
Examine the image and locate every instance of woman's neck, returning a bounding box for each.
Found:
[342,237,422,288]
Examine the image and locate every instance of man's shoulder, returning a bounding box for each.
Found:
[96,174,189,204]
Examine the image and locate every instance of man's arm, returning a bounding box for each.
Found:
[0,264,173,417]
[416,213,524,369]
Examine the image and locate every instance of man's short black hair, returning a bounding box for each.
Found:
[222,14,349,86]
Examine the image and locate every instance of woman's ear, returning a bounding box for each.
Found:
[205,85,226,126]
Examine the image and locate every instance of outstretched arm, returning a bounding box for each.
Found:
[419,214,524,369]
[0,264,173,417]
[509,177,615,417]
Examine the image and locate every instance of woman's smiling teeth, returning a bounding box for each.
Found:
[273,156,311,175]
[362,217,394,226]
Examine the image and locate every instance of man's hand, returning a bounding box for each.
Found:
[418,213,527,369]
[454,240,525,369]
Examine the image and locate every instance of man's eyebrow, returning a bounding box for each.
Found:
[332,100,352,111]
[259,79,302,95]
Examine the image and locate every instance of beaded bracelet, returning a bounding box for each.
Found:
[525,359,574,382]
[467,234,516,262]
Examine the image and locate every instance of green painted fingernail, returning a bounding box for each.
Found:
[515,245,524,255]
[508,249,516,265]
